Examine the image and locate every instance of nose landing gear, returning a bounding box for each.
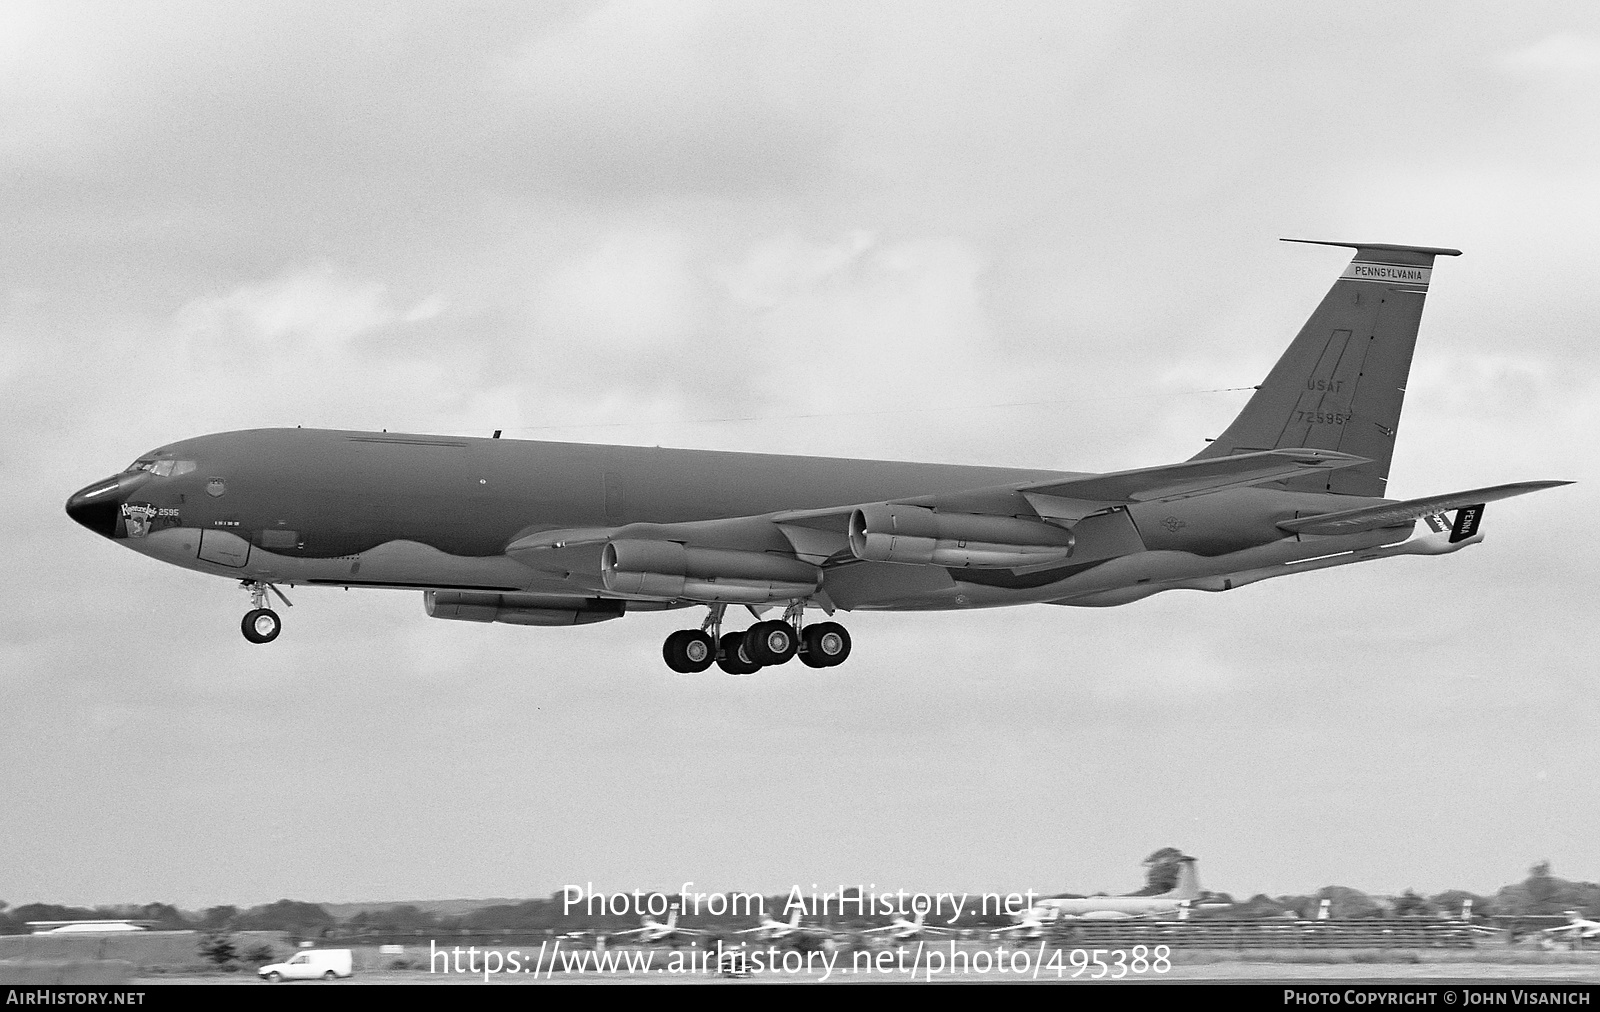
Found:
[239,580,292,644]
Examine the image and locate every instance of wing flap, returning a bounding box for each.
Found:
[1278,480,1572,535]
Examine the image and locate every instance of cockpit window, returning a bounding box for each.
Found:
[124,459,197,477]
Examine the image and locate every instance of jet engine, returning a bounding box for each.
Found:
[601,539,821,603]
[848,504,1076,568]
[425,590,625,626]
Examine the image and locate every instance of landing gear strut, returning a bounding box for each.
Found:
[659,603,850,673]
[239,580,292,644]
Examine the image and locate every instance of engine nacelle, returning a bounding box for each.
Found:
[425,590,625,626]
[848,504,1076,568]
[601,539,821,603]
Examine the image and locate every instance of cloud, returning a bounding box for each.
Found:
[494,0,840,196]
[1493,33,1600,85]
[5,3,1598,906]
[715,231,996,412]
[530,230,701,351]
[172,266,395,358]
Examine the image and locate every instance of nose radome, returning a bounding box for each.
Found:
[65,474,143,539]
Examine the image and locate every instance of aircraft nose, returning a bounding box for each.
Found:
[65,473,145,538]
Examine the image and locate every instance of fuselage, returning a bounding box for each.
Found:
[65,426,1410,614]
[1031,895,1189,919]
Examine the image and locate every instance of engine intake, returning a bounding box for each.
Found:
[848,504,1075,568]
[425,590,625,626]
[602,540,820,603]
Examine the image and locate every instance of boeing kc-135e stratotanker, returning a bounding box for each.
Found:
[66,240,1569,673]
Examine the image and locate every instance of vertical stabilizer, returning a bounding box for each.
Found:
[1164,858,1202,901]
[1192,240,1462,497]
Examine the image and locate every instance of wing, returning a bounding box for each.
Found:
[773,447,1371,526]
[1278,481,1572,536]
[497,448,1373,597]
[1018,447,1368,518]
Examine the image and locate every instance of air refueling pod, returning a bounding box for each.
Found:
[848,504,1075,568]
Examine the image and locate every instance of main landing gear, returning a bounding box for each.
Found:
[661,604,851,674]
[239,580,293,644]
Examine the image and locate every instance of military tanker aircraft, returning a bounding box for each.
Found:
[1027,856,1204,921]
[66,240,1568,673]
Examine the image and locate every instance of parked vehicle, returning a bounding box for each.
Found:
[258,949,353,982]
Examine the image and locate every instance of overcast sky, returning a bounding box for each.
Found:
[2,1,1596,911]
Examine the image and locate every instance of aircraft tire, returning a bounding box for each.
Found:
[802,622,850,667]
[662,630,692,672]
[717,631,762,675]
[241,608,281,644]
[663,630,716,673]
[744,620,798,665]
[680,630,715,671]
[798,649,830,668]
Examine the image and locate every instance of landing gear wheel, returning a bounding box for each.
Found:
[800,622,850,667]
[680,630,715,671]
[663,631,690,672]
[663,630,716,672]
[717,630,762,675]
[743,620,798,666]
[241,608,281,644]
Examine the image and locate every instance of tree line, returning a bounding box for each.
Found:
[2,861,1594,936]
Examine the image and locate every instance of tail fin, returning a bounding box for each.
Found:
[1192,240,1462,497]
[789,908,802,927]
[1165,858,1201,901]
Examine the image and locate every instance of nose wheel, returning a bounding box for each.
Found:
[239,580,292,644]
[242,608,281,643]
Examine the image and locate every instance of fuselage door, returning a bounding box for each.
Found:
[198,529,251,568]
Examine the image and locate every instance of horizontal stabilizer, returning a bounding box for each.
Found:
[1023,448,1369,505]
[1280,238,1463,257]
[1277,481,1572,536]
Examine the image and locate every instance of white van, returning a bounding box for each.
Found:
[258,949,353,981]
